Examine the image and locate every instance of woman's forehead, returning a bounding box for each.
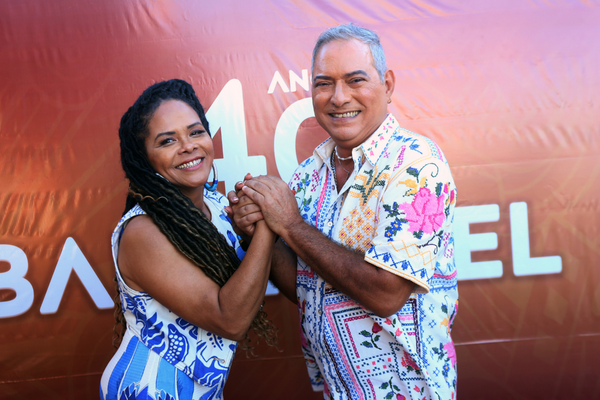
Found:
[148,100,202,133]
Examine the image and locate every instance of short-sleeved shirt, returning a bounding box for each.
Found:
[289,114,458,400]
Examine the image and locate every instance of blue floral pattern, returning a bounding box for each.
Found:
[100,189,241,400]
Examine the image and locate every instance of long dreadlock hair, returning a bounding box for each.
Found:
[112,79,277,354]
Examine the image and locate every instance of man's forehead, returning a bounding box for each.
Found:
[314,39,376,73]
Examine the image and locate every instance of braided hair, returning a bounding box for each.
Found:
[112,79,277,354]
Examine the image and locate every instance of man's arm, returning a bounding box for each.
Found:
[242,175,415,318]
[227,180,298,304]
[269,239,298,303]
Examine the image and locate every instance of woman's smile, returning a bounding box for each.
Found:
[176,157,204,170]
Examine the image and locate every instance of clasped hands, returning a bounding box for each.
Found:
[225,173,302,241]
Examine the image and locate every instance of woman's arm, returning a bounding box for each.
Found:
[118,215,275,341]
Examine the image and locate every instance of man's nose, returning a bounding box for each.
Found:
[331,82,351,107]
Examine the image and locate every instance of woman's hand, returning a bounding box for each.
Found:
[225,173,264,239]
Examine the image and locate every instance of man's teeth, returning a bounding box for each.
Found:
[176,158,202,169]
[332,111,359,118]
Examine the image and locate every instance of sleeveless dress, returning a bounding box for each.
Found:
[100,190,246,400]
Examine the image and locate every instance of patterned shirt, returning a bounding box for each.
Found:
[289,114,458,400]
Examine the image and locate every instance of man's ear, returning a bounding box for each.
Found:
[384,69,395,99]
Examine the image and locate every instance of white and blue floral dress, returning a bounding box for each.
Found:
[100,190,246,400]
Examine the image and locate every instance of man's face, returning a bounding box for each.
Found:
[312,39,395,152]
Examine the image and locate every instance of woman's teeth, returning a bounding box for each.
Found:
[176,158,202,169]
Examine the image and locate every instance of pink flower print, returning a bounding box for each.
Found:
[384,318,393,325]
[399,187,445,234]
[299,328,309,349]
[397,395,406,400]
[359,323,383,350]
[395,328,402,336]
[402,351,420,372]
[449,189,455,205]
[450,300,459,325]
[444,341,457,367]
[444,183,449,194]
[372,322,383,333]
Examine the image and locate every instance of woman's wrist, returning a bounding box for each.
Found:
[238,237,250,252]
[254,220,278,244]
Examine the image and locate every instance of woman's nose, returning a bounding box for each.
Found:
[180,138,198,153]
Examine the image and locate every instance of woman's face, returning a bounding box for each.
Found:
[145,99,214,199]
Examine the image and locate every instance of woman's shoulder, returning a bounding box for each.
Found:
[120,214,163,246]
[123,213,154,230]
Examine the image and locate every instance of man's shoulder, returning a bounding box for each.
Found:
[298,154,319,169]
[288,154,320,184]
[387,125,449,165]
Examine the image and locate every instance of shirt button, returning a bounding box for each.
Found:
[318,309,323,315]
[327,222,333,227]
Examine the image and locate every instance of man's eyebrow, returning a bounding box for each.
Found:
[344,70,369,78]
[313,70,369,83]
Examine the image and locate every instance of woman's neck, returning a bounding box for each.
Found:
[182,187,212,220]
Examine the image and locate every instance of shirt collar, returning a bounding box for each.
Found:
[312,113,398,168]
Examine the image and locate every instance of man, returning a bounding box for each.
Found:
[230,24,458,399]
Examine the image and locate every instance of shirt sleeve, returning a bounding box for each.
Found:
[364,140,457,294]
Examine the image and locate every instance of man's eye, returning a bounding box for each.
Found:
[315,81,330,87]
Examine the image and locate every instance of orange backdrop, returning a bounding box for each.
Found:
[1,0,599,399]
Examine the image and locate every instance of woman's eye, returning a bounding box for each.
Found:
[191,129,206,136]
[159,137,174,146]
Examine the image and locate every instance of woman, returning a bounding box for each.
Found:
[100,79,276,400]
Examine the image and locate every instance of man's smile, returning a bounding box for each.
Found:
[330,111,360,118]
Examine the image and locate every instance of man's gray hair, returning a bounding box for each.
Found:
[311,23,387,83]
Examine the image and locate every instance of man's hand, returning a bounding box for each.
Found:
[225,173,264,239]
[241,175,304,237]
[243,176,414,317]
